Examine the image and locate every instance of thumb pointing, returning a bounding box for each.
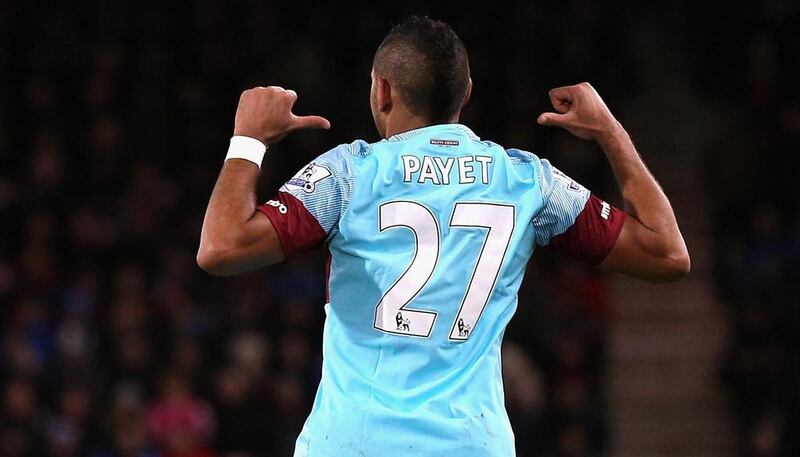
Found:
[537,113,553,125]
[537,112,567,127]
[293,115,331,130]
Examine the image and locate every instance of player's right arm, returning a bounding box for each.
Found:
[538,82,690,283]
[197,86,331,276]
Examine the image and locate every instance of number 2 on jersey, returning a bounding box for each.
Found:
[374,201,515,341]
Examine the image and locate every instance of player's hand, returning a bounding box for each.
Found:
[536,82,622,142]
[233,86,331,146]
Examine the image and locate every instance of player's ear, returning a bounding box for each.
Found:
[376,76,393,113]
[463,78,473,108]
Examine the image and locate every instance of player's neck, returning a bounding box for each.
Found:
[383,112,460,139]
[383,116,430,139]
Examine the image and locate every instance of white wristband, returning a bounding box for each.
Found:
[226,136,267,168]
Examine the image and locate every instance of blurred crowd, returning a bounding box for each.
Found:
[700,4,799,456]
[0,1,796,457]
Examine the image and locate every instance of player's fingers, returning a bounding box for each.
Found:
[548,85,575,100]
[537,111,572,127]
[548,86,575,113]
[292,115,331,130]
[283,89,299,110]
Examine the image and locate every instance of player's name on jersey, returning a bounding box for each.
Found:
[402,154,493,185]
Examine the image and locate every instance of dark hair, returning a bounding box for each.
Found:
[373,16,470,123]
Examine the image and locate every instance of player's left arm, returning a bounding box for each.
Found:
[197,86,330,277]
[538,82,690,283]
[591,126,690,282]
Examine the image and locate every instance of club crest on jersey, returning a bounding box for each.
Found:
[286,162,332,193]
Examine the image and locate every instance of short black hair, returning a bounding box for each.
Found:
[373,16,470,123]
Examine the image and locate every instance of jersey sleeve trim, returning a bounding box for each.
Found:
[276,142,361,242]
[549,194,626,265]
[256,191,327,260]
[531,157,592,246]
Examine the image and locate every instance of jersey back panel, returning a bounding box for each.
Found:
[295,125,555,456]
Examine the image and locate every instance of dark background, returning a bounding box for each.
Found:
[0,1,797,456]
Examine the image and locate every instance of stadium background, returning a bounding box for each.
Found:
[0,1,797,456]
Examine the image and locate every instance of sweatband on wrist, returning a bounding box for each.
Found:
[225,136,267,168]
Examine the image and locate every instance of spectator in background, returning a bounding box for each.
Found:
[2,377,42,456]
[213,364,272,457]
[145,372,216,457]
[91,383,157,457]
[502,343,547,455]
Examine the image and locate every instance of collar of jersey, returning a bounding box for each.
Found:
[386,123,480,142]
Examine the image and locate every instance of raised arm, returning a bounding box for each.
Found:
[197,86,330,276]
[537,82,690,282]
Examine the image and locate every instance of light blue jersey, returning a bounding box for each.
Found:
[257,124,623,456]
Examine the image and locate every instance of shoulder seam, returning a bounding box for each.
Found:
[326,142,363,243]
[346,139,372,157]
[531,156,551,223]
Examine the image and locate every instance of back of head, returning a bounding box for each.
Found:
[373,16,470,124]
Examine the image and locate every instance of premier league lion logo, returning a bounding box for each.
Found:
[285,162,332,193]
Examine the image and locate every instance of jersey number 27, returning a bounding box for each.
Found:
[374,201,515,341]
